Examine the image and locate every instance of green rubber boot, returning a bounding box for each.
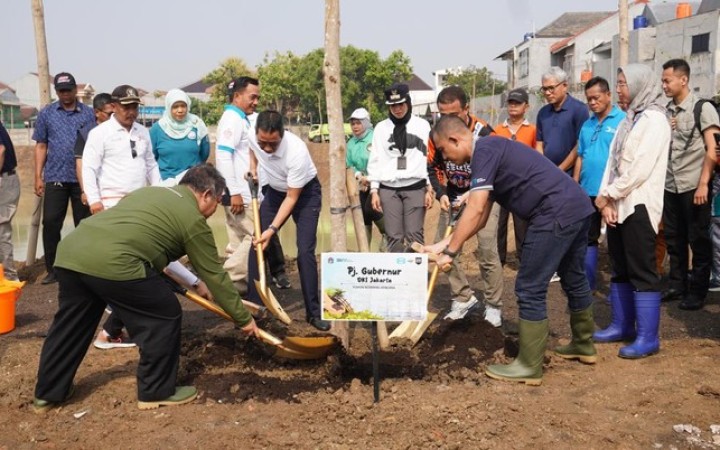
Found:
[365,225,374,247]
[554,306,597,364]
[486,318,548,386]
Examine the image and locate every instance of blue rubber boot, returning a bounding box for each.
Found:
[584,246,599,291]
[593,282,635,342]
[619,291,660,359]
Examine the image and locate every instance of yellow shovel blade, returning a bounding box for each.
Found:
[254,280,292,324]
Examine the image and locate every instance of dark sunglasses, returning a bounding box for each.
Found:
[130,139,137,159]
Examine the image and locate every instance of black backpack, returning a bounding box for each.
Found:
[690,99,720,135]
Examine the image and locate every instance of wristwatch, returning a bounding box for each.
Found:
[442,246,459,258]
[192,278,201,288]
[268,224,279,234]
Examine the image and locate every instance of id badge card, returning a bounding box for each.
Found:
[397,156,407,170]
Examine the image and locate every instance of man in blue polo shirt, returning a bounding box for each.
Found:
[574,76,625,291]
[33,72,95,284]
[426,117,595,386]
[537,66,589,283]
[536,66,589,171]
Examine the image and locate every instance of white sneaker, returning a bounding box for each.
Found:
[93,330,136,350]
[484,305,502,327]
[443,296,479,320]
[550,272,561,283]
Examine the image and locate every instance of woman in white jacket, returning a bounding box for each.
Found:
[368,83,433,252]
[593,64,671,359]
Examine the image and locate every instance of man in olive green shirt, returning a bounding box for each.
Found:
[34,164,258,412]
[661,59,719,310]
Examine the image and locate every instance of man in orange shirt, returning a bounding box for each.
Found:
[494,88,537,265]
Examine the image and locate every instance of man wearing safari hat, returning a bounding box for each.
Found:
[33,72,96,284]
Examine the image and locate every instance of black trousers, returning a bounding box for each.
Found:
[35,268,182,402]
[607,205,660,292]
[663,189,712,297]
[497,206,528,265]
[248,178,322,319]
[43,182,90,271]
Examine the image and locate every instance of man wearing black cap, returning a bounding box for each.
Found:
[494,88,537,266]
[367,82,433,253]
[33,72,96,284]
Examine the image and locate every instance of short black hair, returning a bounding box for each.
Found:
[92,93,115,111]
[228,76,259,102]
[437,85,469,108]
[431,114,470,144]
[584,76,610,93]
[662,58,691,77]
[179,163,226,198]
[255,110,285,138]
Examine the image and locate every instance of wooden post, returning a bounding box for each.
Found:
[27,0,51,266]
[619,0,629,67]
[323,0,350,347]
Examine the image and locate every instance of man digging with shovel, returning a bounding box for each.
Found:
[33,165,259,412]
[425,116,597,386]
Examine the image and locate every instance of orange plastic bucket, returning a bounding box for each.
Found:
[0,264,25,334]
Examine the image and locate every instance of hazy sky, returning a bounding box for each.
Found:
[2,0,620,93]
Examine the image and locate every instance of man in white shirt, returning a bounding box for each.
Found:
[81,85,161,349]
[247,111,330,331]
[216,77,288,295]
[82,85,161,212]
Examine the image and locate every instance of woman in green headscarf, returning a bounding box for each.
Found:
[346,107,385,246]
[150,89,210,181]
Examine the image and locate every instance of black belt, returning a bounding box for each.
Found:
[0,169,16,176]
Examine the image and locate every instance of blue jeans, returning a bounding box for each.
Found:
[515,217,593,321]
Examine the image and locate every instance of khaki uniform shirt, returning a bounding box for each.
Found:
[666,93,720,193]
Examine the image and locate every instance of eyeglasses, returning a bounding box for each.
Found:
[590,123,603,143]
[130,139,137,159]
[511,134,517,141]
[616,81,628,88]
[101,109,113,116]
[540,82,565,94]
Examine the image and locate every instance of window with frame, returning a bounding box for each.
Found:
[691,33,709,54]
[519,49,529,78]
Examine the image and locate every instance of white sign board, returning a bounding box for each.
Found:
[321,252,428,321]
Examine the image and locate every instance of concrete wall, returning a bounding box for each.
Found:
[655,10,720,97]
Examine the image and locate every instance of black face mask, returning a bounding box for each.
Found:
[389,97,412,154]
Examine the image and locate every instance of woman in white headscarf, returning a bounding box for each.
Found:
[593,64,671,359]
[150,89,210,181]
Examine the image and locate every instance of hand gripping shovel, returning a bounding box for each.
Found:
[245,173,292,325]
[165,276,335,360]
[389,204,466,345]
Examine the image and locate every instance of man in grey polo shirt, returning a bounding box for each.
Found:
[661,59,720,310]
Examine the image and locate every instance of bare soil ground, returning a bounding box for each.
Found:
[1,144,719,449]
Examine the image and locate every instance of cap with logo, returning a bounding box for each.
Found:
[507,88,529,104]
[111,85,143,105]
[384,83,410,105]
[54,72,77,90]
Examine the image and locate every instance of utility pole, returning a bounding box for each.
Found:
[619,0,629,67]
[28,0,50,266]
